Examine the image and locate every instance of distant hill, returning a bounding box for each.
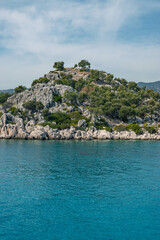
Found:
[0,89,14,94]
[138,81,160,93]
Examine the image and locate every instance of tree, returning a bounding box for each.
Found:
[53,61,64,71]
[64,91,78,105]
[0,92,11,103]
[119,106,135,121]
[15,85,26,93]
[128,81,139,91]
[78,60,90,71]
[36,101,44,110]
[23,100,36,112]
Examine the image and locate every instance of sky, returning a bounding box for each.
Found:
[0,0,160,89]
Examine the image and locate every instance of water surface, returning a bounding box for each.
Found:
[0,140,160,240]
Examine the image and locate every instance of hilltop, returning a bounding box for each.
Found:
[0,60,160,140]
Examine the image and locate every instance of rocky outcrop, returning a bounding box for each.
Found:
[0,113,160,140]
[7,83,75,109]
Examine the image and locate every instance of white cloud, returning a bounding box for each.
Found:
[0,0,160,88]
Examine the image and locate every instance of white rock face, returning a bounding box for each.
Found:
[54,84,75,97]
[7,83,75,109]
[7,90,35,109]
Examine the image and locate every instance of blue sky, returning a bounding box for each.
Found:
[0,0,160,88]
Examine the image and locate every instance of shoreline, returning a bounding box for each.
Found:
[0,125,160,140]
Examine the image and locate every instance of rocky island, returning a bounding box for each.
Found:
[0,60,160,140]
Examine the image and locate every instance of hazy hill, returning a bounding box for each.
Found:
[0,89,14,94]
[138,81,160,93]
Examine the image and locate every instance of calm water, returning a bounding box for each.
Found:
[0,140,160,240]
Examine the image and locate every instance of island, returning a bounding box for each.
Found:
[0,60,160,140]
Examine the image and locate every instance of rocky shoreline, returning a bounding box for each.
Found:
[0,113,160,140]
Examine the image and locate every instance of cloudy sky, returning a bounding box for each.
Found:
[0,0,160,89]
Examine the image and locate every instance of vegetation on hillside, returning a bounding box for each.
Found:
[1,60,160,133]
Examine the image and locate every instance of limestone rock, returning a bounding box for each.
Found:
[78,119,87,128]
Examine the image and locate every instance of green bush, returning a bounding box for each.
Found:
[128,124,143,134]
[53,61,64,71]
[75,78,86,91]
[114,124,143,134]
[94,122,112,132]
[78,60,90,71]
[119,106,135,121]
[0,92,11,104]
[68,111,90,126]
[23,100,44,112]
[114,124,129,132]
[31,77,50,87]
[9,107,20,116]
[23,100,36,112]
[44,111,71,124]
[42,109,49,117]
[0,111,3,117]
[15,85,26,93]
[53,93,62,103]
[55,78,76,89]
[43,111,71,130]
[144,126,157,134]
[36,101,44,110]
[64,91,78,105]
[21,110,29,120]
[89,70,106,84]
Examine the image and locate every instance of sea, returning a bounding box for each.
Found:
[0,140,160,240]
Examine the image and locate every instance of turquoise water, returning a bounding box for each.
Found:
[0,140,160,240]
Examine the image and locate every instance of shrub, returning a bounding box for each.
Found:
[78,60,90,71]
[0,111,3,117]
[43,111,71,129]
[44,111,70,123]
[128,124,143,134]
[42,109,49,117]
[53,61,64,71]
[114,124,129,132]
[0,92,11,104]
[94,122,112,132]
[15,85,26,93]
[23,100,36,112]
[144,126,157,134]
[77,92,88,105]
[68,111,90,126]
[20,110,29,120]
[55,78,76,89]
[9,107,20,116]
[31,77,50,87]
[64,91,78,105]
[119,106,135,121]
[53,93,62,103]
[36,101,44,110]
[89,70,106,83]
[75,78,86,91]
